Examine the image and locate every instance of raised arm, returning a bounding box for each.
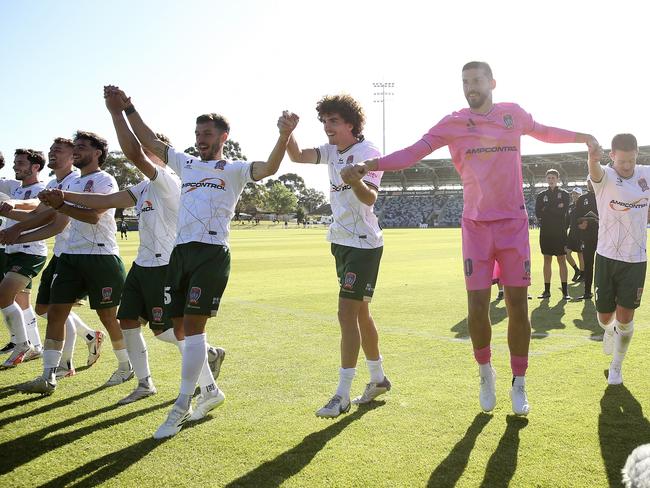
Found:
[105,90,157,179]
[104,86,168,163]
[287,133,318,164]
[251,112,299,181]
[587,142,604,183]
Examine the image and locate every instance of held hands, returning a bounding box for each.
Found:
[39,189,65,209]
[103,85,131,113]
[340,163,368,185]
[587,139,603,163]
[278,111,299,137]
[0,201,14,216]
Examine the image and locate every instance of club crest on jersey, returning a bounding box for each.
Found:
[189,287,202,305]
[24,190,32,199]
[343,272,357,290]
[84,180,94,192]
[503,114,514,129]
[214,160,226,170]
[101,287,113,302]
[152,307,163,323]
[346,155,354,164]
[639,178,649,192]
[464,259,473,277]
[523,260,531,279]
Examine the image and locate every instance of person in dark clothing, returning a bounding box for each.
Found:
[574,180,598,300]
[535,169,571,299]
[565,187,584,282]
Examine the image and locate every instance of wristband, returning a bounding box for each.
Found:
[125,104,136,115]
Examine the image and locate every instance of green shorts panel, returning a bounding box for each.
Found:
[331,243,383,302]
[118,263,172,331]
[6,252,46,290]
[36,256,58,305]
[594,254,647,312]
[50,254,126,309]
[165,242,230,318]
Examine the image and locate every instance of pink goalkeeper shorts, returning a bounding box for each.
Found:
[461,218,531,291]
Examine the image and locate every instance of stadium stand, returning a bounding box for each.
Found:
[375,146,650,228]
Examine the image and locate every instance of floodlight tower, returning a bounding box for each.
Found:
[373,82,394,155]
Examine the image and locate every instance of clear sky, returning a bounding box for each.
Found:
[1,0,647,197]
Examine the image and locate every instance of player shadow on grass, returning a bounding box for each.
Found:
[479,415,528,488]
[224,401,385,487]
[598,384,650,487]
[0,398,174,476]
[0,384,105,429]
[572,299,601,338]
[451,301,508,339]
[530,298,567,339]
[427,412,492,487]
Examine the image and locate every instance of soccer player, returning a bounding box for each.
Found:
[341,61,597,415]
[116,87,298,438]
[574,180,598,300]
[0,138,103,376]
[16,131,130,395]
[55,90,225,405]
[587,134,648,385]
[0,149,47,369]
[287,94,390,419]
[535,169,571,299]
[566,187,585,282]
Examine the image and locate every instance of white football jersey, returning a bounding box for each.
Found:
[126,166,181,267]
[6,181,48,256]
[316,139,383,249]
[0,179,22,250]
[47,170,80,257]
[63,170,119,255]
[592,164,650,263]
[166,146,253,247]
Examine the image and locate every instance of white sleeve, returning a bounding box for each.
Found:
[94,173,117,195]
[126,180,149,204]
[166,146,189,174]
[0,179,17,196]
[590,165,609,196]
[239,161,254,185]
[315,145,332,165]
[360,146,383,189]
[151,168,181,200]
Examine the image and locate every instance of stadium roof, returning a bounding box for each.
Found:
[379,145,650,190]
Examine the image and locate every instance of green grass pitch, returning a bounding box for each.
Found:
[1,226,648,487]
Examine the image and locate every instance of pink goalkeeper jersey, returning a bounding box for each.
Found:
[378,103,577,221]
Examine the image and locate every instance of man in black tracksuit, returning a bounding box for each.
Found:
[574,180,598,300]
[535,169,571,299]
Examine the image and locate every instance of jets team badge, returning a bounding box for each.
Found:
[189,287,202,305]
[346,155,354,164]
[343,272,357,290]
[84,180,94,192]
[639,178,649,192]
[101,287,113,302]
[503,114,514,129]
[214,160,226,170]
[152,307,163,323]
[24,190,31,199]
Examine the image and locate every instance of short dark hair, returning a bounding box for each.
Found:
[155,133,171,146]
[14,148,46,171]
[316,94,366,138]
[196,113,230,133]
[546,169,560,178]
[74,130,109,165]
[462,61,493,80]
[0,151,4,169]
[53,137,74,148]
[611,133,638,152]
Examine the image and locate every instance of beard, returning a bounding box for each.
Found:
[198,141,222,161]
[73,155,92,169]
[466,92,488,110]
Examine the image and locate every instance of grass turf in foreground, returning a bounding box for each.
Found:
[0,227,648,487]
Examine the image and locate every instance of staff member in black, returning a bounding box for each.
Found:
[535,169,571,299]
[574,180,598,300]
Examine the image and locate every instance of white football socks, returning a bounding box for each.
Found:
[122,327,151,381]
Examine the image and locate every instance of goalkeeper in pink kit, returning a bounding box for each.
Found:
[341,61,597,415]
